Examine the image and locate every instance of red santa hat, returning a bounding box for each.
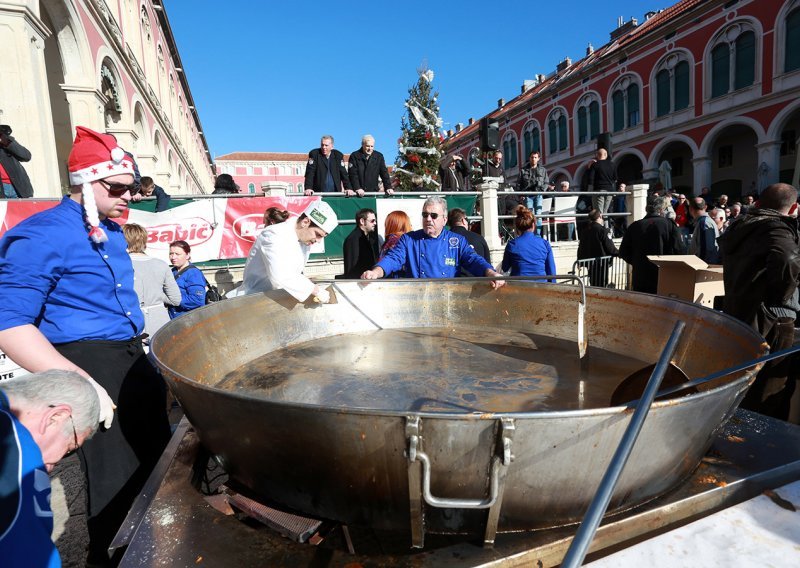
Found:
[68,126,134,243]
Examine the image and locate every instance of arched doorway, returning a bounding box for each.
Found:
[707,124,759,199]
[777,108,800,186]
[655,140,694,195]
[615,154,644,186]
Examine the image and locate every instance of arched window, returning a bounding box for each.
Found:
[576,97,600,143]
[502,132,518,169]
[787,8,800,73]
[522,122,540,158]
[710,23,757,98]
[611,77,641,131]
[248,183,256,193]
[654,54,691,117]
[547,109,568,153]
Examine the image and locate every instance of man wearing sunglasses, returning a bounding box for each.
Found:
[341,208,383,279]
[0,370,100,568]
[0,126,171,566]
[361,196,505,288]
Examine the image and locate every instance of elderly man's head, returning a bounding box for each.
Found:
[560,181,570,192]
[710,208,726,230]
[646,196,669,216]
[422,196,448,237]
[2,370,100,472]
[759,183,798,214]
[320,135,334,157]
[361,135,374,156]
[689,197,708,218]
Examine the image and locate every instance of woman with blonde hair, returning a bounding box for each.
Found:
[501,205,555,278]
[122,223,181,339]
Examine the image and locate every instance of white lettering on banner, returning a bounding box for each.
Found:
[127,199,227,263]
[146,218,213,246]
[232,214,267,242]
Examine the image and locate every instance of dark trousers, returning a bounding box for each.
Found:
[740,316,797,421]
[55,338,171,563]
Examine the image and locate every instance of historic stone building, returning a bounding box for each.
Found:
[444,0,800,199]
[0,0,213,197]
[215,152,310,194]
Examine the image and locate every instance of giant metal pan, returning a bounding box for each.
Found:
[149,280,766,541]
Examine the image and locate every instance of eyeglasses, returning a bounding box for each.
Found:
[97,179,139,197]
[422,212,440,220]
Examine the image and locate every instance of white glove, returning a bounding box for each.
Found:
[89,378,116,429]
[315,288,331,304]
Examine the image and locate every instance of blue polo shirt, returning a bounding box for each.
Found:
[0,196,143,343]
[0,390,60,568]
[376,228,493,278]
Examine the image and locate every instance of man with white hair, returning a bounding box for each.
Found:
[709,207,727,233]
[0,370,100,567]
[347,135,394,197]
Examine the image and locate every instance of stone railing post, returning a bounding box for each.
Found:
[478,179,503,250]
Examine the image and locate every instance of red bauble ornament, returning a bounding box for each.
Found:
[409,154,420,163]
[425,132,432,140]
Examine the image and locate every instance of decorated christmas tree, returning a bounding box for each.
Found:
[394,66,444,191]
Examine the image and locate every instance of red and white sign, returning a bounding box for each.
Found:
[0,196,319,263]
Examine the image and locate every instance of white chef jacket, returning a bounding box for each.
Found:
[235,216,315,301]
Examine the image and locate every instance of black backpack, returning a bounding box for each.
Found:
[203,275,223,304]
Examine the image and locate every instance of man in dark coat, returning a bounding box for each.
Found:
[588,147,616,214]
[577,209,619,287]
[719,183,800,420]
[347,135,393,197]
[0,125,33,198]
[439,153,469,191]
[447,208,491,276]
[304,135,351,195]
[341,208,383,279]
[619,196,685,293]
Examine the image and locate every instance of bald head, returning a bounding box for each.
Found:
[759,183,798,214]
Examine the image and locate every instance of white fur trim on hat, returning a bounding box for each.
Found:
[81,182,108,243]
[303,200,338,234]
[68,158,134,185]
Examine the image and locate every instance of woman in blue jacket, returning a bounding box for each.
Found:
[168,240,206,318]
[502,205,556,278]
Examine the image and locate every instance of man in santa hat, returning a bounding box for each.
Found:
[0,126,171,566]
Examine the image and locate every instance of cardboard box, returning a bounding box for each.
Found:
[647,255,724,307]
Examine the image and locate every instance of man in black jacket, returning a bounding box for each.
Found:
[719,183,800,420]
[447,208,491,277]
[439,153,469,191]
[304,135,351,195]
[588,148,616,215]
[341,208,383,279]
[619,196,685,293]
[347,135,394,197]
[0,125,33,198]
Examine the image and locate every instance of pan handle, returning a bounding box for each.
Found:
[415,451,504,509]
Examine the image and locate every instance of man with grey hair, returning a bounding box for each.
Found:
[0,370,100,567]
[347,135,394,197]
[304,135,351,195]
[619,195,685,293]
[361,196,505,288]
[688,197,720,264]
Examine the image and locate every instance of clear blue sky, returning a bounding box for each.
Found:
[167,0,668,160]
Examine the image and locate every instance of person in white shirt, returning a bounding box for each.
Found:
[234,200,338,302]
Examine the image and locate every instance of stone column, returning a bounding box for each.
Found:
[627,183,649,223]
[61,86,106,133]
[692,156,712,193]
[477,179,503,251]
[261,182,288,197]
[0,4,63,196]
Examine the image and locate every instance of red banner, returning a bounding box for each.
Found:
[219,196,316,259]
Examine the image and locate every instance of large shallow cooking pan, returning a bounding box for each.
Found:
[150,280,766,545]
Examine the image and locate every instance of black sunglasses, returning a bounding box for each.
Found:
[422,212,440,219]
[97,179,139,197]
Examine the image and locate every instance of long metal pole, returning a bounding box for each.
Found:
[561,320,686,567]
